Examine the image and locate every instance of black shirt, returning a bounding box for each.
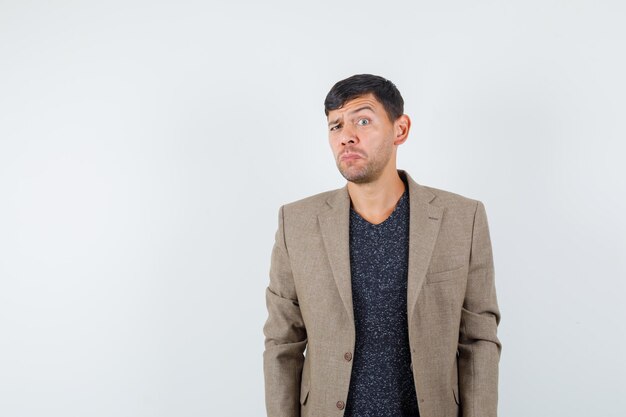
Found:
[345,178,420,417]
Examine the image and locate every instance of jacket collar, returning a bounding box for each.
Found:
[318,170,443,328]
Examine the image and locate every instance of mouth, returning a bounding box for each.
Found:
[340,152,363,161]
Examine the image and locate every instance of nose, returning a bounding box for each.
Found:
[340,123,358,146]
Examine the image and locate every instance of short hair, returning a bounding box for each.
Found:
[324,74,404,122]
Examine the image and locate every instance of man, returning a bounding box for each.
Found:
[263,74,501,417]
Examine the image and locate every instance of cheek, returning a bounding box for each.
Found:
[329,136,340,153]
[374,137,394,157]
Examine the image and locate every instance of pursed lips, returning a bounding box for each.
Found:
[340,152,363,161]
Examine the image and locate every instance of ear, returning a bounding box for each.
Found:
[393,114,411,145]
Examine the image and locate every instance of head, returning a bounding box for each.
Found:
[324,74,410,184]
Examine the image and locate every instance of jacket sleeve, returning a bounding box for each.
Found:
[458,200,502,417]
[263,205,307,417]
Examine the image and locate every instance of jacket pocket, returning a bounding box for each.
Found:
[425,265,465,284]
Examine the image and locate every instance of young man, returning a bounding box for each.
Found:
[263,74,501,417]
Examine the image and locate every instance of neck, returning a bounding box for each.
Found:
[347,167,406,225]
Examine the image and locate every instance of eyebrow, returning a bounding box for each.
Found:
[349,105,375,115]
[327,105,375,126]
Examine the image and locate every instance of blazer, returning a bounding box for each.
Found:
[263,170,501,417]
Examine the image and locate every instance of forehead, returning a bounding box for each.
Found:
[327,93,385,119]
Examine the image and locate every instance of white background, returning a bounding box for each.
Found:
[1,1,625,416]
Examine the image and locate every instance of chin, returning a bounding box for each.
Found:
[339,167,376,184]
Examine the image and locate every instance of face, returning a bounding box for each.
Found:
[327,93,403,184]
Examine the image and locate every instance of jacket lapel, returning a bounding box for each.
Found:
[318,185,354,325]
[317,170,443,326]
[404,171,443,319]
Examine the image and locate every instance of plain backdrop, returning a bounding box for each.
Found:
[1,1,625,416]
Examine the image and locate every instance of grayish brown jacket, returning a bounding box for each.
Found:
[263,170,501,417]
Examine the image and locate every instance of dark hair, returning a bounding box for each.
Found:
[324,74,404,121]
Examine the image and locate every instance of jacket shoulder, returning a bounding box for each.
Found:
[422,184,481,210]
[281,188,339,217]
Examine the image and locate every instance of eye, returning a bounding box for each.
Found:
[329,124,341,132]
[357,118,370,126]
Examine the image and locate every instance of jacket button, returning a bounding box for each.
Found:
[344,352,352,361]
[336,401,345,410]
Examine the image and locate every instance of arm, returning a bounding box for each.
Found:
[263,205,307,417]
[458,200,502,417]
